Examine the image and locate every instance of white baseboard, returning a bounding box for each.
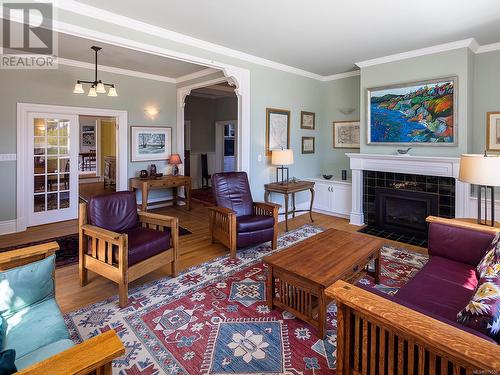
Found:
[312,208,350,220]
[0,219,17,235]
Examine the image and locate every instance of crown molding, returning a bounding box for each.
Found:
[321,70,360,82]
[476,41,500,54]
[175,67,219,83]
[355,38,478,68]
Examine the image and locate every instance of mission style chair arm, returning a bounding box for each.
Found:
[0,242,59,271]
[426,215,500,234]
[326,280,500,374]
[17,330,125,375]
[253,201,280,216]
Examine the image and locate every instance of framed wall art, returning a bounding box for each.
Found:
[131,126,172,162]
[80,124,96,147]
[367,76,457,145]
[487,111,500,152]
[301,136,315,154]
[300,111,315,130]
[333,121,360,149]
[266,108,290,156]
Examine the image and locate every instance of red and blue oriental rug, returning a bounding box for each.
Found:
[64,225,428,374]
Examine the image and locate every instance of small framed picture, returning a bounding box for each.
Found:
[300,111,315,130]
[301,136,315,154]
[80,124,96,147]
[266,108,290,156]
[333,121,360,149]
[131,126,172,162]
[487,112,500,152]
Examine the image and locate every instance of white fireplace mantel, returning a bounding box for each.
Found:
[346,153,471,226]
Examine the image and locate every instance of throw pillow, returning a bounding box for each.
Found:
[0,349,16,375]
[457,272,500,340]
[477,232,500,279]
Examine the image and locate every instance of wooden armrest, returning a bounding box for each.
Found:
[254,201,281,210]
[0,242,59,271]
[426,216,500,234]
[81,224,122,241]
[138,211,178,227]
[207,206,236,216]
[17,330,125,375]
[326,280,500,370]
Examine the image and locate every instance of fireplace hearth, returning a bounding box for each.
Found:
[359,171,455,247]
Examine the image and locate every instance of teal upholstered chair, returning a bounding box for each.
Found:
[0,242,124,374]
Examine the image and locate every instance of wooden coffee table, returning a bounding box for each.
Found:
[263,229,383,338]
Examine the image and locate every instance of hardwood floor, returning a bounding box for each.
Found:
[0,201,426,313]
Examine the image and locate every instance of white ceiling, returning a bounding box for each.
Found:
[71,0,500,76]
[56,32,209,79]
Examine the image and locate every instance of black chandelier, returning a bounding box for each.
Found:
[73,46,118,97]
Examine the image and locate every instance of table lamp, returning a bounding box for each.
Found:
[458,153,500,226]
[272,149,294,184]
[168,153,182,176]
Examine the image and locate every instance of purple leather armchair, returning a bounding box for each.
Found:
[209,172,280,258]
[79,191,179,307]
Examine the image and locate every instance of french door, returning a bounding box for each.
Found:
[27,112,79,226]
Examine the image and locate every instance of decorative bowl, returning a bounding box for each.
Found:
[322,174,333,180]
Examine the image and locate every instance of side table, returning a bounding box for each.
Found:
[264,181,315,231]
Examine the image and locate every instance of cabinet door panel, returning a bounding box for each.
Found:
[312,182,331,211]
[331,184,352,215]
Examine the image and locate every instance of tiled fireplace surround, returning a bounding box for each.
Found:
[347,154,471,228]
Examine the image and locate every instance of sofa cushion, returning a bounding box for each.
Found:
[15,339,74,371]
[4,299,71,359]
[477,232,500,279]
[113,227,171,266]
[237,215,274,233]
[457,265,500,341]
[427,222,495,266]
[395,256,477,321]
[0,349,16,374]
[0,255,55,320]
[88,191,139,232]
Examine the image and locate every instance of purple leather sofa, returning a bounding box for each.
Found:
[367,219,499,344]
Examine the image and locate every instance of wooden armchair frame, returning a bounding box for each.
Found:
[0,242,125,375]
[79,203,179,308]
[208,202,280,258]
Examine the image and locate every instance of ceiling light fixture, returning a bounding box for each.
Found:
[73,46,118,97]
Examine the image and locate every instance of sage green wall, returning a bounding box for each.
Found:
[359,48,473,157]
[321,75,360,178]
[0,65,177,221]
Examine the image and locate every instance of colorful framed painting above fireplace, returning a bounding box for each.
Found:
[367,77,457,146]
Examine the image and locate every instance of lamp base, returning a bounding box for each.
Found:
[477,185,495,226]
[172,165,179,176]
[276,166,289,185]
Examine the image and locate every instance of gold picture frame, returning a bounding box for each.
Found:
[486,111,500,152]
[266,108,290,156]
[333,121,360,149]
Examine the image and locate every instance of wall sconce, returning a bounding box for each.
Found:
[144,107,160,120]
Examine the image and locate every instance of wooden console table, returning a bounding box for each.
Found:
[264,180,315,231]
[129,175,191,212]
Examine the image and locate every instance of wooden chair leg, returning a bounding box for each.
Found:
[230,243,237,259]
[79,266,88,287]
[118,281,128,308]
[271,232,278,250]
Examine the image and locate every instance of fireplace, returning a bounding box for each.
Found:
[375,187,438,237]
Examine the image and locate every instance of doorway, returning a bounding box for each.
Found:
[17,103,127,232]
[78,115,118,202]
[215,120,238,173]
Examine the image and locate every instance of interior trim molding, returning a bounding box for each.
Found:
[355,38,477,68]
[476,41,500,54]
[0,154,16,162]
[321,70,360,81]
[176,68,220,83]
[0,219,16,236]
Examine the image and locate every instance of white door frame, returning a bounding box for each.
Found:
[215,120,238,173]
[16,103,128,232]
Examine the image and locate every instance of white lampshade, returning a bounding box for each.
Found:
[459,154,500,186]
[107,86,118,97]
[272,149,294,166]
[73,82,84,94]
[96,82,106,93]
[87,86,97,97]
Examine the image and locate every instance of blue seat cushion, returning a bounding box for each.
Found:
[0,255,55,319]
[4,299,70,359]
[15,339,74,371]
[0,349,16,374]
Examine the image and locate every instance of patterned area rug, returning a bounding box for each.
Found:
[64,225,428,374]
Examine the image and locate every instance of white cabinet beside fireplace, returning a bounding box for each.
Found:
[306,177,352,218]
